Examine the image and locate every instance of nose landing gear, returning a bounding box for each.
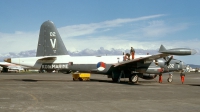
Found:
[167,73,173,83]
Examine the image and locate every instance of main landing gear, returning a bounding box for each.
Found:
[129,74,138,83]
[159,73,173,83]
[111,71,139,83]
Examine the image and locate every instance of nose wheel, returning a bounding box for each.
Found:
[167,78,173,82]
[167,73,173,83]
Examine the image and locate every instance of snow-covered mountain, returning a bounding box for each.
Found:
[1,48,199,66]
[0,48,159,61]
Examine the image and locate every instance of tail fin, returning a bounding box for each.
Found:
[158,44,167,53]
[36,20,68,56]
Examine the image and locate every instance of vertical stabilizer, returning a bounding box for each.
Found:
[159,45,167,53]
[36,20,68,56]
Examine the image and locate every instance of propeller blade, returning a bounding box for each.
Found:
[155,59,158,65]
[166,55,173,66]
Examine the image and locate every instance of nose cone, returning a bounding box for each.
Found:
[4,58,11,63]
[191,49,197,55]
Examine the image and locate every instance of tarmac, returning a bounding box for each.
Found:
[0,72,200,112]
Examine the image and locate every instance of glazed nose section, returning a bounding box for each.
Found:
[181,61,187,69]
[191,49,197,55]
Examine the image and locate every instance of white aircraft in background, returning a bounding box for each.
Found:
[0,62,26,73]
[4,20,196,82]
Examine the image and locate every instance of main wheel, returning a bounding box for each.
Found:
[129,74,138,83]
[78,78,83,81]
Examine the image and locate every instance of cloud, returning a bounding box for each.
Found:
[0,14,199,65]
[58,14,166,38]
[0,47,159,61]
[140,21,188,37]
[0,31,38,53]
[63,36,200,52]
[0,14,196,54]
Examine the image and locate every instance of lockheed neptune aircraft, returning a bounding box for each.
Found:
[4,21,196,83]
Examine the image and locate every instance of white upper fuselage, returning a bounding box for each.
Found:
[10,55,151,69]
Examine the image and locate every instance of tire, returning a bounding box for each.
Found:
[78,78,83,81]
[129,74,138,83]
[112,78,118,82]
[167,78,173,83]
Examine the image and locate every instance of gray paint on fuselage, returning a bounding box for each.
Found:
[164,59,183,72]
[39,62,114,74]
[68,63,114,74]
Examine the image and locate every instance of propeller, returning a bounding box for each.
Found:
[154,55,175,83]
[164,56,174,82]
[155,55,173,66]
[154,55,174,73]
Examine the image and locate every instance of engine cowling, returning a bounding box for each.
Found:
[154,58,166,68]
[136,63,164,74]
[138,73,157,80]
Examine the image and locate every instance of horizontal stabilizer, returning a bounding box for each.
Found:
[38,57,57,60]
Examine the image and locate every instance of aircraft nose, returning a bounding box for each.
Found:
[180,61,190,72]
[191,49,197,55]
[181,61,187,69]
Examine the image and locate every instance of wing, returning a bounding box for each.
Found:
[114,53,170,67]
[0,64,9,68]
[0,63,15,68]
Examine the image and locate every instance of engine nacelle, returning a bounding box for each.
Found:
[160,48,196,55]
[136,62,164,74]
[138,73,157,80]
[154,58,166,68]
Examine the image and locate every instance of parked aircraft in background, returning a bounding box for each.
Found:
[4,20,196,82]
[0,62,25,72]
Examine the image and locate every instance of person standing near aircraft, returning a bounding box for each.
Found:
[126,53,131,60]
[159,74,162,83]
[123,52,126,61]
[180,71,185,84]
[130,47,135,59]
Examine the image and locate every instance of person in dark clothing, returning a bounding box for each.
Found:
[130,47,135,59]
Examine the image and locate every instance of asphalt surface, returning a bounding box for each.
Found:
[0,72,200,112]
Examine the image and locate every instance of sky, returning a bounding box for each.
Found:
[0,0,200,64]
